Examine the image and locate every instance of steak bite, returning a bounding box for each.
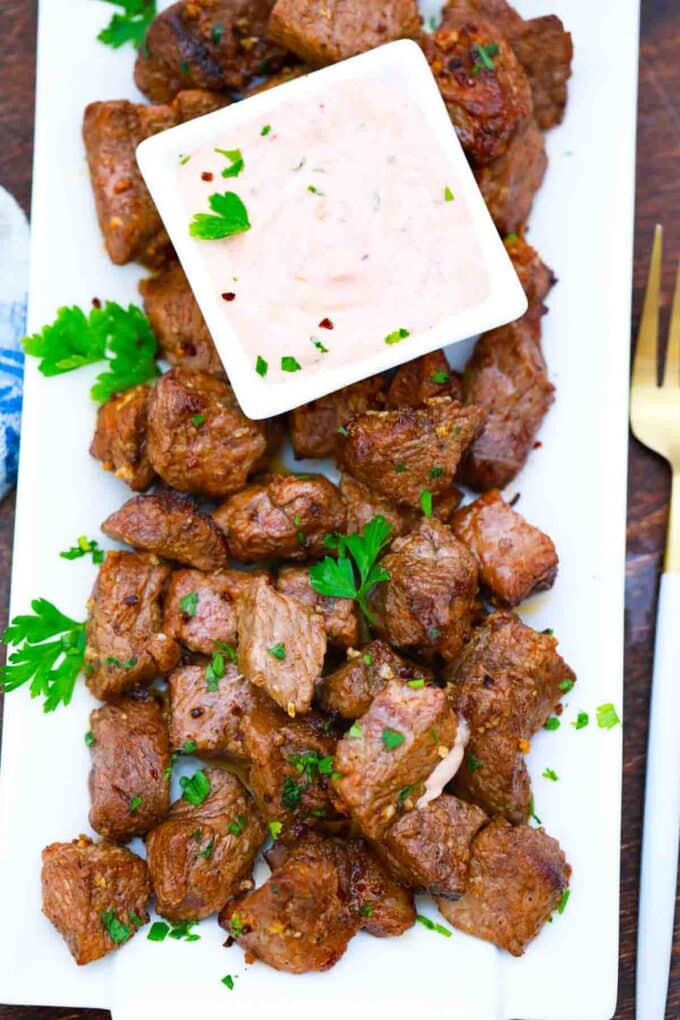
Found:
[380,794,487,898]
[167,663,257,758]
[134,0,291,102]
[459,314,555,492]
[85,551,181,701]
[276,565,360,650]
[333,679,460,839]
[90,384,156,492]
[444,611,576,821]
[437,818,570,955]
[290,376,386,459]
[450,490,558,606]
[41,836,150,965]
[146,368,267,498]
[146,768,266,922]
[474,117,546,236]
[316,640,434,720]
[236,576,326,715]
[385,351,463,409]
[337,398,483,510]
[139,262,223,376]
[339,473,418,540]
[102,492,229,571]
[163,567,268,654]
[88,697,171,842]
[505,233,555,309]
[213,474,347,563]
[422,24,532,166]
[268,0,421,66]
[368,518,479,662]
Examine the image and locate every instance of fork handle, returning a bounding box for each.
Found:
[636,572,680,1020]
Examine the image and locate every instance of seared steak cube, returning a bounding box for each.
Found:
[316,640,433,720]
[146,368,267,498]
[41,836,150,965]
[146,768,266,921]
[474,118,546,236]
[337,398,483,510]
[135,0,291,102]
[276,565,360,649]
[445,611,576,821]
[422,24,532,166]
[102,492,229,571]
[505,233,555,309]
[333,679,459,839]
[85,551,181,700]
[368,518,479,661]
[380,794,487,897]
[268,0,421,66]
[236,576,326,715]
[88,697,171,842]
[213,474,347,563]
[90,384,155,492]
[339,473,418,539]
[163,567,268,654]
[167,663,258,758]
[289,376,386,459]
[459,314,555,492]
[437,818,570,955]
[386,351,463,409]
[139,262,223,376]
[450,489,558,605]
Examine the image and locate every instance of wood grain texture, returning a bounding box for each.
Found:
[0,0,678,1017]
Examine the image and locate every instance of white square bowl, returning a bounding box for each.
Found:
[137,39,526,419]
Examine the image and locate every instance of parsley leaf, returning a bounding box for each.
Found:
[309,515,392,622]
[416,914,452,937]
[256,355,268,377]
[101,910,131,944]
[215,147,244,178]
[22,302,159,402]
[267,643,286,660]
[189,192,251,240]
[0,599,85,712]
[381,728,405,751]
[60,536,105,564]
[180,770,211,806]
[444,186,455,202]
[384,327,410,345]
[542,767,559,782]
[596,703,620,729]
[572,711,589,730]
[96,0,156,50]
[281,775,303,810]
[180,591,199,617]
[268,820,283,839]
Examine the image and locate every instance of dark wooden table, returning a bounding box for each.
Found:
[0,1,678,1017]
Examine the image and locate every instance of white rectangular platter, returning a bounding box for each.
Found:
[0,1,639,1018]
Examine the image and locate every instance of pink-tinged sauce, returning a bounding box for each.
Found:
[178,78,489,381]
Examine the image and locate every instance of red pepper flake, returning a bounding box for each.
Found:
[92,297,102,309]
[533,440,543,449]
[221,292,236,302]
[201,171,214,181]
[318,317,334,330]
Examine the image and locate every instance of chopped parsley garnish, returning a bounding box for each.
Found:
[360,903,374,917]
[96,0,156,50]
[147,921,169,942]
[0,598,86,712]
[267,643,286,660]
[281,775,303,810]
[407,678,425,689]
[261,124,272,136]
[105,655,138,669]
[427,626,441,640]
[256,355,268,377]
[179,154,190,165]
[429,467,445,480]
[180,769,211,806]
[544,716,560,731]
[101,910,131,944]
[556,889,570,914]
[337,425,348,437]
[229,914,245,937]
[228,814,247,837]
[471,42,499,74]
[394,462,407,473]
[529,794,542,825]
[60,536,105,564]
[180,591,199,617]
[191,413,205,428]
[466,752,484,773]
[420,489,433,517]
[268,820,283,839]
[129,912,144,927]
[430,371,450,384]
[205,651,225,691]
[505,232,519,243]
[215,640,237,663]
[195,834,215,860]
[571,711,589,730]
[182,740,197,755]
[211,23,224,43]
[129,796,142,813]
[384,327,410,345]
[22,302,160,402]
[542,627,554,635]
[542,767,559,782]
[416,914,452,937]
[189,191,251,240]
[559,678,575,692]
[288,751,334,782]
[398,784,416,801]
[310,336,329,353]
[596,703,620,729]
[349,722,363,739]
[307,184,325,196]
[214,147,244,178]
[381,728,405,751]
[222,974,235,990]
[309,514,392,622]
[281,356,302,373]
[84,730,95,747]
[168,920,200,941]
[444,186,454,202]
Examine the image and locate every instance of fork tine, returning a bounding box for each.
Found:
[632,224,663,389]
[662,263,680,388]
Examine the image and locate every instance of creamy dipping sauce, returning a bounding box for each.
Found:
[178,77,489,382]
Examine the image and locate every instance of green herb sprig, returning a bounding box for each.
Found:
[309,515,392,622]
[96,0,156,50]
[189,192,250,240]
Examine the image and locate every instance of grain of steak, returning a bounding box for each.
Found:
[85,551,180,700]
[88,697,171,842]
[289,375,386,459]
[146,368,267,498]
[316,640,434,720]
[437,818,570,954]
[276,565,360,649]
[146,768,266,921]
[139,262,223,376]
[90,384,156,492]
[41,837,150,965]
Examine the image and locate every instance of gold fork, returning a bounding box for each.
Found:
[630,224,680,1020]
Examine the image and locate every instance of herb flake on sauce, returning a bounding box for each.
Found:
[189,192,251,240]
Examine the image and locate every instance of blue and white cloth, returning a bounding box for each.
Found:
[0,187,28,499]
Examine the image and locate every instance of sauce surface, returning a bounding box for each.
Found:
[178,77,489,381]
